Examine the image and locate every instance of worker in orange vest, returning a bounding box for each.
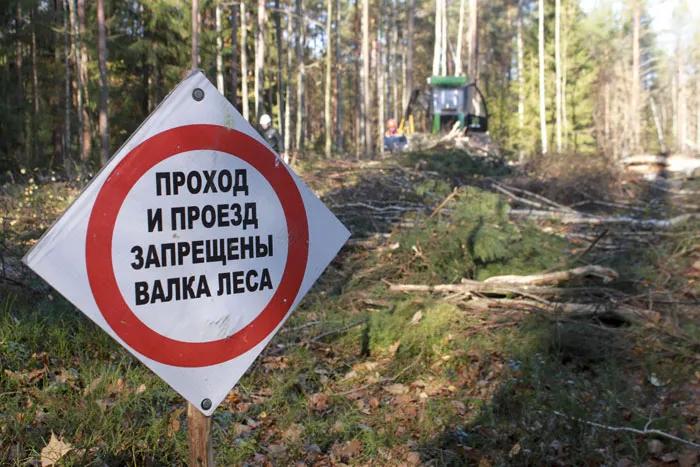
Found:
[383,118,407,153]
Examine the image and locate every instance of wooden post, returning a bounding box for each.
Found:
[187,402,214,466]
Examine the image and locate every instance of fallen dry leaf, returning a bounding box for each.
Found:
[332,439,362,461]
[389,340,401,356]
[308,393,330,412]
[168,407,185,437]
[83,375,103,395]
[5,367,47,384]
[384,383,409,395]
[409,310,423,325]
[281,423,304,445]
[41,433,72,466]
[134,383,146,395]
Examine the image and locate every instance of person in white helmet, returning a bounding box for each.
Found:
[258,114,284,156]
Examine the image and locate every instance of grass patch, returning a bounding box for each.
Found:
[2,159,698,465]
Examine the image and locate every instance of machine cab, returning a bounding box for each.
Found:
[428,76,488,134]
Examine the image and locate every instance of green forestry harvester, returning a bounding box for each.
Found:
[400,76,488,136]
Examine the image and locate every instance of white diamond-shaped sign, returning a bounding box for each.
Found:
[23,71,350,415]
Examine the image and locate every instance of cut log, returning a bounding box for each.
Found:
[620,154,668,165]
[483,265,618,286]
[387,280,617,298]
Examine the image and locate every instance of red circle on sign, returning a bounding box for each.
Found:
[86,124,309,367]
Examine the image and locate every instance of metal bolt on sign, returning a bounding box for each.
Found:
[192,88,205,101]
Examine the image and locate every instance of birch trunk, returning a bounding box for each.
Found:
[355,0,361,158]
[255,0,265,119]
[335,0,343,154]
[455,0,465,75]
[241,0,249,120]
[295,0,306,152]
[324,0,333,158]
[631,0,640,151]
[677,42,685,151]
[441,0,447,75]
[362,0,371,155]
[405,0,414,106]
[231,3,238,108]
[275,0,284,135]
[97,0,108,166]
[284,10,292,162]
[538,0,547,154]
[696,78,699,148]
[216,0,224,93]
[555,0,562,153]
[432,0,441,76]
[192,0,199,69]
[517,0,524,161]
[390,0,398,119]
[377,9,385,156]
[561,0,568,150]
[468,0,478,83]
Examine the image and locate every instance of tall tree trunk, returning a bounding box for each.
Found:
[16,3,24,164]
[335,0,343,154]
[696,78,700,148]
[432,0,441,76]
[284,9,292,163]
[468,0,478,83]
[30,7,39,163]
[78,0,91,160]
[649,94,665,152]
[192,0,199,68]
[362,0,371,155]
[455,0,465,75]
[324,0,333,158]
[517,0,524,161]
[216,0,224,93]
[241,0,249,120]
[69,0,83,162]
[64,0,72,174]
[354,0,361,158]
[295,0,306,152]
[677,52,685,151]
[377,8,385,156]
[561,0,568,150]
[97,0,108,166]
[231,3,238,108]
[405,0,414,106]
[255,0,265,119]
[631,0,640,151]
[441,0,447,75]
[390,0,398,119]
[538,0,547,154]
[275,0,284,137]
[16,3,23,104]
[555,0,561,152]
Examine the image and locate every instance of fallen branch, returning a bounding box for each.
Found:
[483,265,619,286]
[490,183,552,211]
[552,410,700,449]
[387,280,618,299]
[422,187,459,226]
[489,178,577,214]
[510,210,697,228]
[267,319,369,356]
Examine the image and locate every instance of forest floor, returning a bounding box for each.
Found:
[1,150,699,466]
